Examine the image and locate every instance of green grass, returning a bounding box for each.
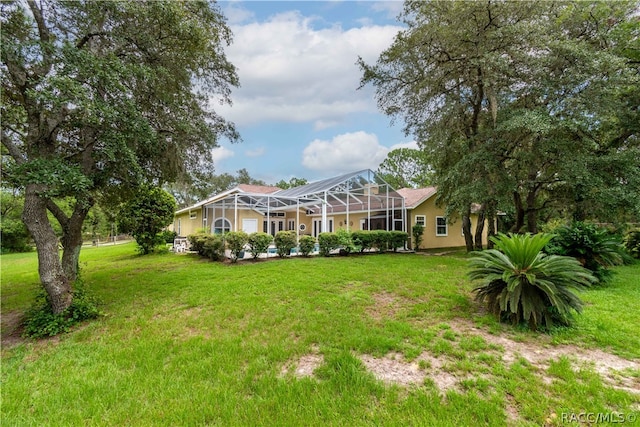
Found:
[2,244,639,426]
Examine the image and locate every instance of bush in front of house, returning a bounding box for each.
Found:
[225,231,249,262]
[248,232,273,259]
[335,229,356,255]
[389,231,408,252]
[188,232,225,261]
[318,232,340,256]
[370,230,390,253]
[351,230,373,253]
[412,224,424,250]
[274,231,297,257]
[298,235,316,257]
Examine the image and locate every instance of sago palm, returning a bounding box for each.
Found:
[469,233,596,330]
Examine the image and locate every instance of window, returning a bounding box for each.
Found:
[189,211,197,220]
[436,217,448,236]
[213,218,231,234]
[288,219,295,231]
[415,215,426,227]
[177,219,181,236]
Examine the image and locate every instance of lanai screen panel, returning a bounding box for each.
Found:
[276,169,404,216]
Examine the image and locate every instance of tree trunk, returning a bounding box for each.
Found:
[22,184,73,314]
[512,192,525,232]
[462,208,474,252]
[474,205,486,251]
[60,207,90,282]
[526,189,538,233]
[487,210,496,249]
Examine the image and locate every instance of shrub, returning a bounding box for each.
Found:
[23,282,101,338]
[160,230,177,244]
[469,233,596,330]
[335,229,356,255]
[274,231,297,258]
[188,233,225,261]
[318,232,340,256]
[351,230,373,253]
[225,231,249,262]
[624,229,640,259]
[298,235,316,257]
[370,230,390,253]
[545,222,628,283]
[247,232,273,259]
[412,224,424,250]
[389,231,408,252]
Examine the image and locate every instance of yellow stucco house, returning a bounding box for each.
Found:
[173,169,489,250]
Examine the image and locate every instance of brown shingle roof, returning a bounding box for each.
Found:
[397,187,437,208]
[237,184,281,194]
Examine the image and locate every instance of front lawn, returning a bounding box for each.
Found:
[2,244,638,426]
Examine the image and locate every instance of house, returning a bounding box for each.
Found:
[398,187,490,250]
[172,169,489,250]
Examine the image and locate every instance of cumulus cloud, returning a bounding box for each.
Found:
[216,12,402,127]
[211,146,235,163]
[302,131,390,174]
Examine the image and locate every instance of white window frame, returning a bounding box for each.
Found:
[415,215,426,227]
[436,216,448,236]
[189,211,197,220]
[288,219,296,231]
[213,217,231,234]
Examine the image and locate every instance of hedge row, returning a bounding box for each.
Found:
[318,230,408,256]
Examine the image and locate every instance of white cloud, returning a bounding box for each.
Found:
[369,1,405,19]
[245,147,265,157]
[302,131,389,174]
[216,13,403,127]
[390,140,418,150]
[211,146,235,163]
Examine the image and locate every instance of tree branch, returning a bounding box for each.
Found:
[1,130,27,165]
[26,0,53,76]
[46,199,70,229]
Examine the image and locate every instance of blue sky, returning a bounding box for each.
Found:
[212,1,415,185]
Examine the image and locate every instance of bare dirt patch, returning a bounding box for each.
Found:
[280,344,324,378]
[1,309,25,349]
[359,351,468,393]
[448,319,640,394]
[366,292,403,321]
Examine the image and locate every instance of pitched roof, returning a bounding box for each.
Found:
[396,187,437,208]
[275,169,372,198]
[237,184,281,194]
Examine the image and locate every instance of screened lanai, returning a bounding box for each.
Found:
[197,169,405,238]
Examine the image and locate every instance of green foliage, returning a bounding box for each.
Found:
[370,230,390,253]
[298,235,316,257]
[0,190,31,253]
[335,229,356,255]
[545,222,629,283]
[118,187,177,255]
[412,224,425,251]
[469,233,596,330]
[225,231,249,262]
[274,231,297,258]
[160,230,177,244]
[187,233,225,261]
[623,229,640,259]
[23,283,100,338]
[351,230,373,253]
[388,231,408,252]
[318,232,340,257]
[247,232,273,260]
[377,148,433,189]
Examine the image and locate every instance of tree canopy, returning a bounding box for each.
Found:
[360,0,639,251]
[1,0,239,313]
[377,147,433,189]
